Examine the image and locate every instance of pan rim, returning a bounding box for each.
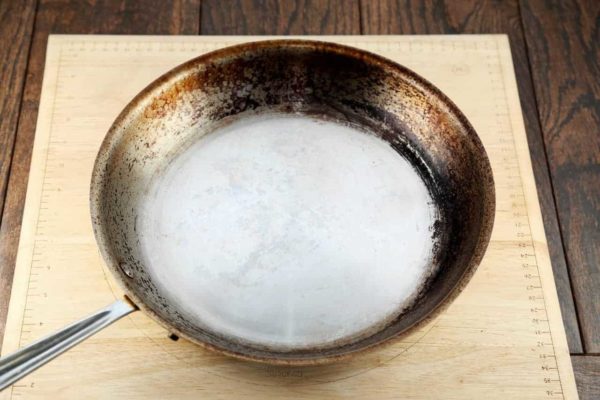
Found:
[90,39,495,365]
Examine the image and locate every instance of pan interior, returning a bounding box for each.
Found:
[137,112,440,351]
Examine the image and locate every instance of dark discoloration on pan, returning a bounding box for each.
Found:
[90,40,495,365]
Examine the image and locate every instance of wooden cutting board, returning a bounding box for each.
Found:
[0,35,578,399]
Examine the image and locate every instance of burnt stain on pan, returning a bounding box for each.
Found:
[90,40,495,365]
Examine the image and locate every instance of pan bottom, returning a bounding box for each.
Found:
[137,112,440,351]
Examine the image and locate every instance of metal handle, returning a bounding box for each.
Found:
[0,299,136,390]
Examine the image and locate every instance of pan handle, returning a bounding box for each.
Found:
[0,299,136,390]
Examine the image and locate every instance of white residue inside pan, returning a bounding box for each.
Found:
[138,113,438,350]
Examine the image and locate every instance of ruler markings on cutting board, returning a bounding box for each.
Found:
[489,40,564,396]
[1,35,578,399]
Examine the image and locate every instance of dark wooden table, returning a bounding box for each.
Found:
[0,0,598,397]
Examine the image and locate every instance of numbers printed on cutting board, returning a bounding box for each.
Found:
[485,43,565,399]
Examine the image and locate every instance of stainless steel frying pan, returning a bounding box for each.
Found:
[0,40,494,389]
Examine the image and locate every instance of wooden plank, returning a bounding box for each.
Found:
[0,0,200,347]
[520,0,600,353]
[201,0,360,34]
[0,0,36,221]
[573,356,600,400]
[0,34,579,399]
[360,0,583,354]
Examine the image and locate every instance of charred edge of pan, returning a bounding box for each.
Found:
[91,39,495,364]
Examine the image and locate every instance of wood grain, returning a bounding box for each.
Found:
[573,356,600,400]
[520,0,600,353]
[0,0,201,347]
[0,0,36,223]
[201,0,360,34]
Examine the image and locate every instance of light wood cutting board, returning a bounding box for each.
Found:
[0,35,578,399]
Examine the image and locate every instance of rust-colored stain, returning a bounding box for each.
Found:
[144,74,203,119]
[90,40,495,365]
